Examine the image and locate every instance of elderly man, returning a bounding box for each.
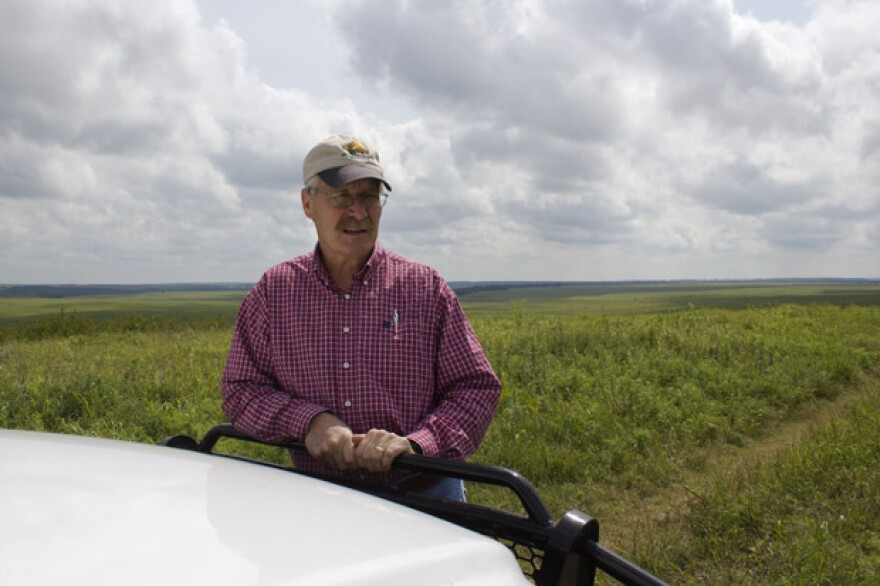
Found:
[221,135,501,500]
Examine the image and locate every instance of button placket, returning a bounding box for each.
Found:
[339,288,355,411]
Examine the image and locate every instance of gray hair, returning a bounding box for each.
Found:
[304,176,318,195]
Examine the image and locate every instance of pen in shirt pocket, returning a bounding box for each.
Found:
[392,309,399,334]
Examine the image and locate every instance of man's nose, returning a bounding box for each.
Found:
[347,196,370,219]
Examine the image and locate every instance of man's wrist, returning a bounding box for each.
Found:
[306,411,344,440]
[306,411,328,433]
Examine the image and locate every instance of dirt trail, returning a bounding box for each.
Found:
[593,376,880,553]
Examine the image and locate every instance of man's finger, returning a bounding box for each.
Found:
[357,433,414,472]
[340,439,358,469]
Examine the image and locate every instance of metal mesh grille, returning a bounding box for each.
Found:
[499,539,544,583]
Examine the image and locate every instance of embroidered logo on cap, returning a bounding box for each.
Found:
[344,140,369,155]
[342,139,376,164]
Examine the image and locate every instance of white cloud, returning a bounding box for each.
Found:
[328,0,878,278]
[0,0,380,282]
[1,0,878,283]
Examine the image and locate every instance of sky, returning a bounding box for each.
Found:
[1,0,878,284]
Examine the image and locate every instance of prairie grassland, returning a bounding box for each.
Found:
[0,291,246,328]
[470,305,879,495]
[459,281,880,316]
[2,281,879,326]
[644,387,880,584]
[1,295,879,582]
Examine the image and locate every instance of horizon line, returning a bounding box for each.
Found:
[3,277,880,288]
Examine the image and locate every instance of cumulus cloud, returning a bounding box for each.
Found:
[1,0,878,282]
[0,0,372,282]
[332,0,879,278]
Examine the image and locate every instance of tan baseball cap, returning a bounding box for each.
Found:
[302,134,392,191]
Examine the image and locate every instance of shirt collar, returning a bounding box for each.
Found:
[311,242,386,286]
[360,242,385,281]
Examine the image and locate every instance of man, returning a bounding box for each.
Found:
[221,134,501,500]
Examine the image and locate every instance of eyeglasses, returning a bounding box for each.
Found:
[312,186,389,210]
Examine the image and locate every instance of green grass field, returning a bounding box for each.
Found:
[459,281,880,316]
[1,281,879,583]
[0,291,247,328]
[2,281,879,327]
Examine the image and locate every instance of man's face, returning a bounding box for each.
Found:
[301,177,384,266]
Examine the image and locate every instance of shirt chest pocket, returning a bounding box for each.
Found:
[363,306,435,387]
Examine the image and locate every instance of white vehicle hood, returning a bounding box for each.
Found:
[0,429,529,586]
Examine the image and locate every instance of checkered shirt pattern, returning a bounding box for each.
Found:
[221,243,501,483]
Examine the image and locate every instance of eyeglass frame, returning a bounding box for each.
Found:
[309,184,389,211]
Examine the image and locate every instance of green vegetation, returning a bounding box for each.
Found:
[459,281,880,316]
[2,280,878,327]
[0,322,227,440]
[1,281,879,582]
[0,291,246,330]
[648,389,880,584]
[474,305,879,493]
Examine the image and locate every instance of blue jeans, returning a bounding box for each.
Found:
[416,477,466,502]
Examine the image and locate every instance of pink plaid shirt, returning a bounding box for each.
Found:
[221,243,501,482]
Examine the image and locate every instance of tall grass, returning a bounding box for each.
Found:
[647,390,880,584]
[0,323,229,441]
[474,305,879,499]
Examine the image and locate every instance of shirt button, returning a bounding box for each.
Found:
[343,326,350,333]
[363,280,368,285]
[343,362,350,369]
[344,400,352,407]
[344,293,351,300]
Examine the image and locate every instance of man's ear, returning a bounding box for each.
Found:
[301,188,314,220]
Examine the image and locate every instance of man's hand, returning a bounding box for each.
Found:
[353,429,415,473]
[304,413,357,470]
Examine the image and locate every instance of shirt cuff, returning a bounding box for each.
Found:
[406,429,439,458]
[291,405,332,441]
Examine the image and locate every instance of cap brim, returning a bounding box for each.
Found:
[319,166,392,192]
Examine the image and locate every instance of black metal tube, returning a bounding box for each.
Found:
[582,542,667,586]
